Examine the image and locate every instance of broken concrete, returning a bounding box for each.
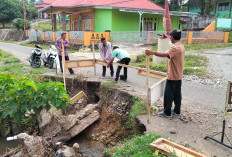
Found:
[38,103,100,143]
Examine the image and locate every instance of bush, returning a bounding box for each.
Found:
[12,18,30,30]
[0,73,70,125]
[105,133,165,157]
[136,54,152,63]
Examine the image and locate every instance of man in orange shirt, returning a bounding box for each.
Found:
[145,29,185,118]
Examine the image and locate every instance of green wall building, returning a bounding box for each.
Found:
[186,0,232,18]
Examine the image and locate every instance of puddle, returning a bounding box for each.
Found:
[0,136,20,155]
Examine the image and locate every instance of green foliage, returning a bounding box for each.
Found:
[12,18,30,30]
[0,49,20,64]
[125,96,147,134]
[0,73,70,125]
[104,133,165,157]
[101,82,121,88]
[0,0,22,27]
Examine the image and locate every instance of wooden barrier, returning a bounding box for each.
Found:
[65,59,95,69]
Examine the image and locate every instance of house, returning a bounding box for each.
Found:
[36,0,57,19]
[38,0,186,32]
[186,0,232,18]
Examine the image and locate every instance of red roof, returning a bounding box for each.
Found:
[39,0,164,11]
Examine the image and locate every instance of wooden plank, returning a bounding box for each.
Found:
[150,138,207,157]
[61,39,66,90]
[138,69,167,79]
[70,91,86,105]
[146,55,151,124]
[96,59,108,66]
[149,77,167,90]
[95,59,167,79]
[65,60,94,69]
[92,42,96,75]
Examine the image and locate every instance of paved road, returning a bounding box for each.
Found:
[0,42,227,112]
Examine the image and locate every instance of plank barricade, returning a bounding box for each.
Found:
[150,138,207,157]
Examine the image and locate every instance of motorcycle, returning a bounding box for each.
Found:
[43,45,57,69]
[42,45,61,74]
[29,44,42,68]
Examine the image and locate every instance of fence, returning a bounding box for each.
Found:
[26,30,230,46]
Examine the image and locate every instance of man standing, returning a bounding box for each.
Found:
[99,37,114,77]
[108,46,131,83]
[145,29,185,118]
[55,33,74,75]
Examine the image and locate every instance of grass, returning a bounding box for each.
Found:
[131,54,208,77]
[33,22,70,31]
[0,49,47,79]
[103,133,176,157]
[101,82,121,88]
[20,43,50,50]
[20,43,77,53]
[125,96,156,135]
[151,43,232,52]
[0,40,17,44]
[0,49,20,64]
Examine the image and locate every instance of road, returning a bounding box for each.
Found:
[0,42,227,111]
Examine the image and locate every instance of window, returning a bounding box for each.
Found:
[83,19,91,31]
[154,22,157,31]
[218,2,229,11]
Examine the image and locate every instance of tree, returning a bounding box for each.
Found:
[0,0,22,28]
[185,0,217,15]
[150,0,186,11]
[150,0,165,8]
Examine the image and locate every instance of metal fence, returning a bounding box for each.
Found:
[110,31,149,44]
[70,31,84,39]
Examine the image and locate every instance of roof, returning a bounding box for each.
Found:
[39,0,164,11]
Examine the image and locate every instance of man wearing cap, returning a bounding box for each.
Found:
[145,29,185,118]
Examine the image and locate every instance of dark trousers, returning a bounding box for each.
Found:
[164,80,182,116]
[59,55,74,74]
[102,64,114,77]
[115,58,131,81]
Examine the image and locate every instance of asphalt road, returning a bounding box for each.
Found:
[0,42,227,112]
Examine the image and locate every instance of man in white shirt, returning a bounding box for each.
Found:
[99,37,114,77]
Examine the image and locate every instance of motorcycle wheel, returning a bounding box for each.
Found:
[32,58,41,68]
[48,57,54,69]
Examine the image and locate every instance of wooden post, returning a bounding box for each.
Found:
[105,30,110,41]
[61,39,66,90]
[53,31,56,42]
[146,55,151,124]
[187,31,193,44]
[42,31,45,40]
[224,32,229,43]
[84,31,91,46]
[66,31,70,42]
[92,42,96,75]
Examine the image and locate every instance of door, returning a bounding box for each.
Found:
[144,22,153,31]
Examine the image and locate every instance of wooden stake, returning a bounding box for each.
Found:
[92,42,96,75]
[146,55,151,124]
[61,39,66,90]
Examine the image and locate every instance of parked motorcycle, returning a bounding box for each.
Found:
[43,45,61,74]
[29,44,42,68]
[43,45,57,69]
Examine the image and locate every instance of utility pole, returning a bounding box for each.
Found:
[24,0,27,30]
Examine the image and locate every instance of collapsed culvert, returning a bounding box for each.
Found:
[1,75,145,157]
